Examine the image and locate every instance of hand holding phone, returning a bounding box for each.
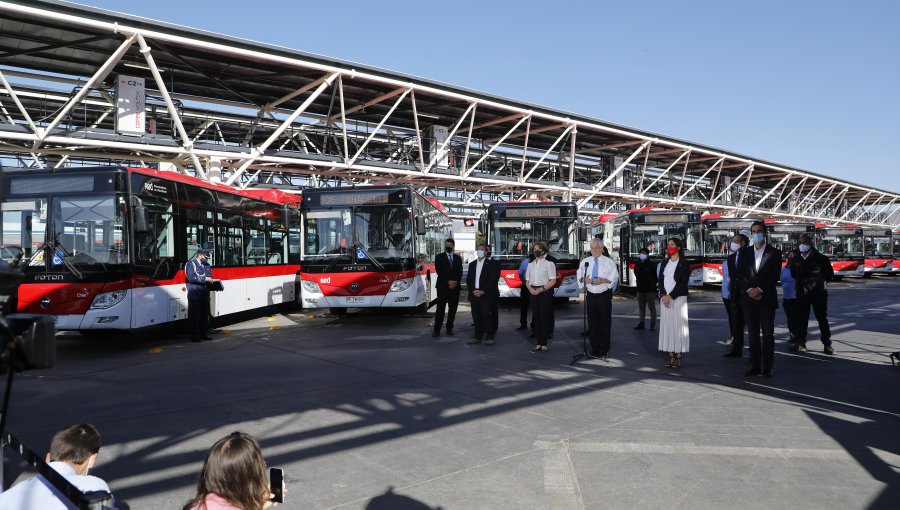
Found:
[269,467,284,504]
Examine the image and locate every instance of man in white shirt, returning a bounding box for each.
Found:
[0,423,115,510]
[577,239,619,358]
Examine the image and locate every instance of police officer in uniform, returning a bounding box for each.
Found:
[186,247,215,342]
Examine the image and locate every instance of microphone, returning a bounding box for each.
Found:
[584,261,590,285]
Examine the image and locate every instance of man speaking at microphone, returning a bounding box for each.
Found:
[577,239,619,359]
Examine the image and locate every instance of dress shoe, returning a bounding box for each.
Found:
[431,331,439,338]
[763,369,774,377]
[466,337,482,345]
[446,329,455,336]
[649,323,656,331]
[823,345,835,355]
[633,323,645,330]
[201,336,213,341]
[724,351,741,358]
[788,342,799,353]
[799,343,807,352]
[745,368,762,376]
[530,346,544,353]
[485,338,495,346]
[516,325,527,330]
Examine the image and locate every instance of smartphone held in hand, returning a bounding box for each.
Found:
[269,467,285,503]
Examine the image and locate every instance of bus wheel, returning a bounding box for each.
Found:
[329,307,347,316]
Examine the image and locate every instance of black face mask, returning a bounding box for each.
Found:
[445,246,454,253]
[533,251,543,258]
[485,252,492,258]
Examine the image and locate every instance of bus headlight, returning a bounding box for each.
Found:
[704,267,720,277]
[389,277,415,292]
[301,280,322,294]
[90,290,126,310]
[561,276,577,286]
[690,269,702,279]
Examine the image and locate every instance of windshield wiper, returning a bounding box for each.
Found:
[324,251,352,273]
[41,235,84,280]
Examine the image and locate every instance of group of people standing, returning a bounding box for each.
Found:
[430,222,836,378]
[719,223,835,376]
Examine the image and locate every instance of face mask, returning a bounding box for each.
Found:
[751,233,765,245]
[799,244,811,253]
[639,253,648,261]
[445,246,454,253]
[485,252,492,259]
[730,242,741,252]
[533,251,543,258]
[666,246,679,256]
[475,250,485,259]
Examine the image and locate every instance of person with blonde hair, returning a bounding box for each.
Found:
[183,432,277,510]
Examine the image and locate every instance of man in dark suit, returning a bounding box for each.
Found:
[737,222,782,377]
[433,238,463,337]
[466,243,501,345]
[724,233,749,357]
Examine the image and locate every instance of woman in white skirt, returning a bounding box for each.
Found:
[657,238,690,368]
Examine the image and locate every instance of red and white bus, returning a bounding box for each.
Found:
[893,230,900,274]
[1,166,302,331]
[700,215,764,284]
[297,186,452,314]
[765,219,816,264]
[862,227,894,275]
[487,201,582,299]
[598,209,703,288]
[815,224,865,278]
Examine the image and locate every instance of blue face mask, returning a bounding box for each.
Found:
[751,232,765,245]
[639,254,648,261]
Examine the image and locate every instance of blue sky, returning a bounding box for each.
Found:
[79,0,900,192]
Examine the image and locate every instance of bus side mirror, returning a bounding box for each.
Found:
[415,215,426,236]
[477,220,486,235]
[579,226,590,242]
[134,205,149,233]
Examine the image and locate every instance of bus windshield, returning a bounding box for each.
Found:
[704,229,734,257]
[631,224,701,257]
[819,233,863,258]
[2,194,127,272]
[865,236,892,257]
[303,205,412,263]
[492,217,578,260]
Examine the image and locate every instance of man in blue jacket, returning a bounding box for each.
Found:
[186,247,214,342]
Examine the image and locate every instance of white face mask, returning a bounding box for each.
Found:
[475,250,485,259]
[730,242,741,252]
[799,244,811,253]
[639,253,648,261]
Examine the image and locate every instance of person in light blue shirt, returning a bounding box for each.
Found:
[780,249,799,343]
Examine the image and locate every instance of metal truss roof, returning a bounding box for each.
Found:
[1,0,898,227]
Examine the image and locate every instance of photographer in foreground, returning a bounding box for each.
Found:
[0,423,114,510]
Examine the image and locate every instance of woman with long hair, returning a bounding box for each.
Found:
[183,432,275,510]
[657,238,690,368]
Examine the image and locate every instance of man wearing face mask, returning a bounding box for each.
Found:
[633,247,658,330]
[466,243,501,345]
[525,241,556,352]
[790,233,835,354]
[723,234,749,357]
[485,244,501,335]
[433,238,463,337]
[736,222,782,376]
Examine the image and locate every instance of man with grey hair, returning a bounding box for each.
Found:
[577,238,619,359]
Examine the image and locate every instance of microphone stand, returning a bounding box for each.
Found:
[571,261,598,365]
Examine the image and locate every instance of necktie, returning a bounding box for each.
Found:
[448,253,452,264]
[592,257,599,279]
